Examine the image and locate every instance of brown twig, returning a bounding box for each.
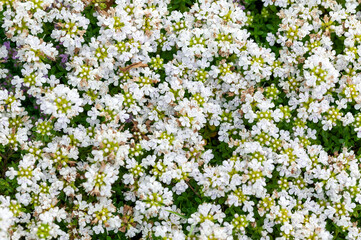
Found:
[119,62,148,72]
[186,181,201,198]
[1,148,14,178]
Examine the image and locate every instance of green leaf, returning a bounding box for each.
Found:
[166,210,187,219]
[266,24,273,30]
[188,223,196,236]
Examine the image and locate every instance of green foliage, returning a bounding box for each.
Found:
[331,33,346,55]
[243,0,282,54]
[0,145,19,196]
[326,220,348,239]
[168,0,197,12]
[173,179,202,217]
[309,123,361,156]
[83,5,101,43]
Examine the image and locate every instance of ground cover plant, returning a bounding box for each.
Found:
[1,0,361,239]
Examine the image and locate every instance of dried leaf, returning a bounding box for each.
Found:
[119,62,148,72]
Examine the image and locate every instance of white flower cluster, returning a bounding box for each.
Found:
[1,0,361,239]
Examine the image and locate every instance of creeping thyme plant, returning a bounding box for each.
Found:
[2,0,361,239]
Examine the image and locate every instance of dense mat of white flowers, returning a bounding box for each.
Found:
[1,0,361,239]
